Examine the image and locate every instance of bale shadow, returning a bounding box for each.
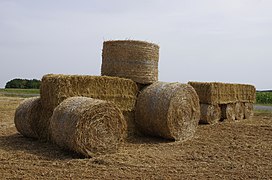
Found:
[125,134,174,145]
[0,133,83,159]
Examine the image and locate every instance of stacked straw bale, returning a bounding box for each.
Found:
[235,84,257,103]
[189,82,256,123]
[14,97,41,138]
[188,82,256,105]
[50,97,127,157]
[200,104,221,125]
[40,74,139,136]
[135,82,200,141]
[221,104,236,121]
[235,102,245,120]
[101,40,159,84]
[244,103,254,119]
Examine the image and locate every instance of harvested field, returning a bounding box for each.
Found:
[0,96,272,179]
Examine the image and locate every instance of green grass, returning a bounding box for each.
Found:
[0,88,39,97]
[256,91,272,104]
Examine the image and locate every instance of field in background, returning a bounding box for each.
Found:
[1,88,272,105]
[0,88,39,98]
[256,91,272,105]
[0,95,271,179]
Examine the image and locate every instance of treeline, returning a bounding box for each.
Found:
[5,78,41,89]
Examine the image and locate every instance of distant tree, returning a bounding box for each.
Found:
[5,78,41,89]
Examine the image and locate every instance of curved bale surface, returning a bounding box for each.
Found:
[101,40,159,84]
[244,103,254,119]
[50,97,127,157]
[235,102,245,120]
[40,74,139,138]
[221,104,236,121]
[200,104,221,125]
[135,82,200,141]
[14,97,41,138]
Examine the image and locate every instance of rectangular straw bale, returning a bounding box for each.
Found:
[235,84,256,103]
[40,74,139,137]
[40,74,139,112]
[188,82,256,105]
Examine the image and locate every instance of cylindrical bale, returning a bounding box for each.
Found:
[220,104,236,121]
[200,104,221,125]
[101,40,159,84]
[135,82,200,141]
[50,97,127,157]
[14,97,41,138]
[235,102,245,120]
[244,103,254,119]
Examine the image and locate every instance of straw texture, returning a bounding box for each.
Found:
[200,104,221,125]
[235,102,245,120]
[14,97,41,139]
[50,97,127,157]
[221,104,236,121]
[40,74,138,137]
[244,103,254,119]
[135,82,200,141]
[188,82,256,105]
[40,74,138,112]
[101,40,159,84]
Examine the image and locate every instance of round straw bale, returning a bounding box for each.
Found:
[50,97,127,157]
[33,108,53,141]
[14,97,41,138]
[101,40,159,84]
[244,103,254,119]
[220,104,235,121]
[235,102,245,120]
[135,82,200,141]
[200,104,221,125]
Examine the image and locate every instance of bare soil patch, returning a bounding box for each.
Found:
[0,97,271,179]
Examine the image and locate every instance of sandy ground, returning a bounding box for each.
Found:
[0,96,272,179]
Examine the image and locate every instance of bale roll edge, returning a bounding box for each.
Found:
[50,97,127,157]
[101,40,160,84]
[135,82,200,141]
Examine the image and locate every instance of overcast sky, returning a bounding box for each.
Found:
[0,0,271,90]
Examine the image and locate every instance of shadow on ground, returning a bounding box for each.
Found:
[0,133,83,159]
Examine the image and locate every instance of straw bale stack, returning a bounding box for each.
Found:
[221,104,236,121]
[188,82,256,105]
[244,103,254,119]
[101,40,159,84]
[40,74,139,136]
[200,104,221,125]
[14,97,41,138]
[50,97,127,157]
[236,84,256,103]
[135,82,200,141]
[235,102,245,120]
[40,74,138,112]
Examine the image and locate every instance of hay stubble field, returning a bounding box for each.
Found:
[0,95,272,179]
